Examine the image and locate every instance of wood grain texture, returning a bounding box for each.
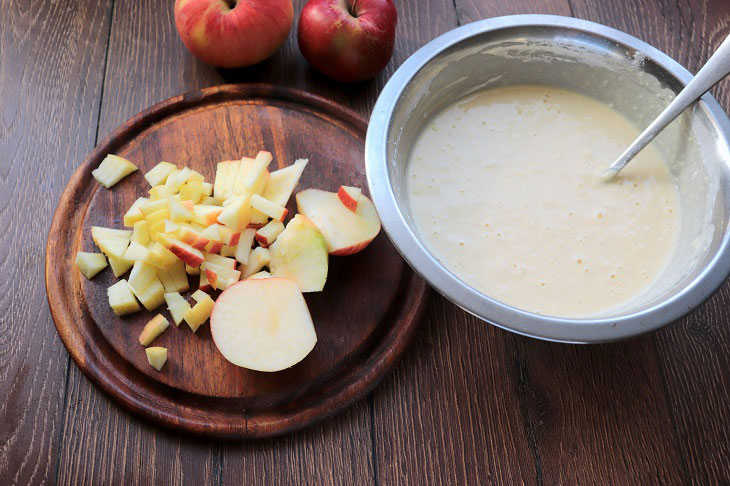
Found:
[566,1,730,482]
[0,1,112,485]
[7,0,730,483]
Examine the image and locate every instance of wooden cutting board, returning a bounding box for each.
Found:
[46,84,428,438]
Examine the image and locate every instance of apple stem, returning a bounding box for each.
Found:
[348,0,359,17]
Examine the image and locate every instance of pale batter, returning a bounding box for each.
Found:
[407,85,679,317]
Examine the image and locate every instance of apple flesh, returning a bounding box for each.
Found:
[174,0,294,68]
[145,347,168,371]
[296,189,381,255]
[211,278,317,372]
[269,214,328,292]
[337,185,361,212]
[75,252,108,279]
[297,0,397,82]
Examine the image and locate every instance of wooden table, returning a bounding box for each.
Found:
[3,0,730,484]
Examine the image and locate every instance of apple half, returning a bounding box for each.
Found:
[295,189,381,255]
[211,278,317,372]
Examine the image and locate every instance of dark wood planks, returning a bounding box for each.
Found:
[567,1,730,483]
[0,1,112,485]
[55,0,376,484]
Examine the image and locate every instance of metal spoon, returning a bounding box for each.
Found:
[601,34,730,181]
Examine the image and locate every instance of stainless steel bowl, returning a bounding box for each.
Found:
[365,15,730,343]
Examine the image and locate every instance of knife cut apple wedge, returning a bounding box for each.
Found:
[296,189,381,256]
[211,278,317,372]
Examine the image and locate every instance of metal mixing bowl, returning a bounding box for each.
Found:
[365,15,730,343]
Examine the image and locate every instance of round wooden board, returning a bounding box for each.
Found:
[46,84,428,438]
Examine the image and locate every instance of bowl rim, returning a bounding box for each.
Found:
[365,14,730,343]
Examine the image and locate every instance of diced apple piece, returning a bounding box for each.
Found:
[248,209,270,228]
[91,226,130,260]
[168,195,193,222]
[213,225,239,246]
[296,189,381,256]
[210,278,316,372]
[139,198,167,216]
[145,347,168,371]
[176,224,205,248]
[187,169,205,183]
[241,151,273,193]
[164,167,192,193]
[185,263,200,275]
[202,181,213,196]
[108,255,134,277]
[179,179,204,203]
[144,161,177,186]
[128,262,166,310]
[107,279,141,316]
[248,270,271,280]
[234,228,257,265]
[199,196,219,205]
[184,290,215,332]
[241,247,270,279]
[217,195,251,231]
[131,220,151,245]
[255,219,285,248]
[75,252,107,279]
[204,267,218,288]
[269,214,328,292]
[193,204,224,226]
[124,197,149,226]
[337,185,361,212]
[134,277,165,312]
[251,194,287,221]
[199,270,212,292]
[263,158,308,207]
[145,241,179,269]
[165,292,191,326]
[160,236,204,267]
[139,314,169,346]
[220,245,235,257]
[214,160,239,200]
[163,219,180,234]
[156,260,189,292]
[203,252,237,269]
[124,241,151,262]
[202,261,241,285]
[148,185,173,200]
[92,154,138,188]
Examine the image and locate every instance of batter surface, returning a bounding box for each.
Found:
[407,85,679,317]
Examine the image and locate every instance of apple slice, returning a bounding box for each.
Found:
[92,154,138,188]
[263,158,308,207]
[269,214,328,292]
[75,252,108,279]
[234,228,257,265]
[241,247,270,279]
[337,185,361,212]
[139,314,169,346]
[124,197,149,226]
[168,195,194,222]
[165,292,191,326]
[144,161,177,186]
[255,219,285,248]
[210,278,317,372]
[296,189,381,256]
[251,194,288,221]
[107,279,141,316]
[184,289,215,332]
[145,347,168,371]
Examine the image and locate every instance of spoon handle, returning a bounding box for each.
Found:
[605,33,730,176]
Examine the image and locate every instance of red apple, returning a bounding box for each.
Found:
[297,0,397,82]
[174,0,294,68]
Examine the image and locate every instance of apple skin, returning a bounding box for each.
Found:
[174,0,294,68]
[298,0,397,82]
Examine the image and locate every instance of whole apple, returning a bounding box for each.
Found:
[174,0,293,68]
[298,0,397,83]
